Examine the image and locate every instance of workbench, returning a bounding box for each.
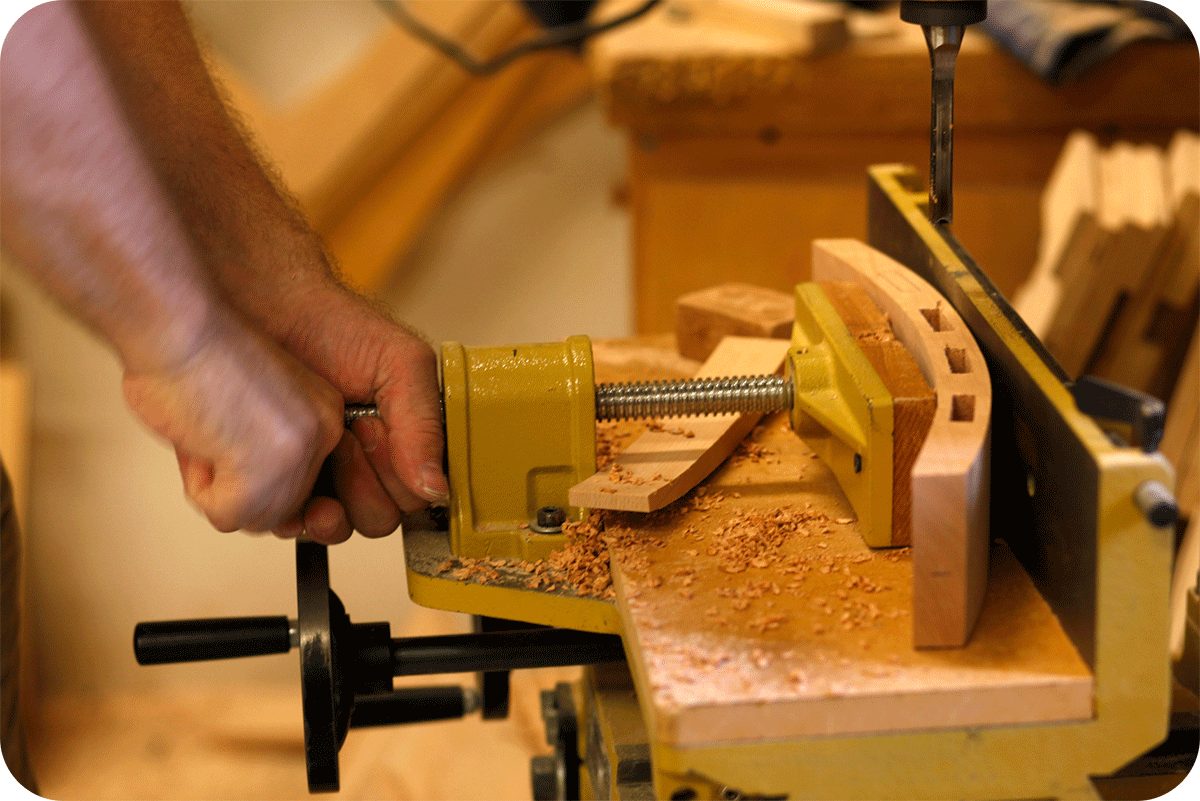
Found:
[588,2,1199,333]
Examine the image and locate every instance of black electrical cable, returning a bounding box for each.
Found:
[373,0,661,76]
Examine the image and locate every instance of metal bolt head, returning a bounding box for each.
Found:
[531,506,567,534]
[1135,481,1178,528]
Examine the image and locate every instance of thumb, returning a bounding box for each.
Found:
[380,346,446,503]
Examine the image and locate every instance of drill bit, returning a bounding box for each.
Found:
[900,1,987,226]
[923,23,964,225]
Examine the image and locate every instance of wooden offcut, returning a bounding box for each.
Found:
[812,240,992,649]
[674,283,794,362]
[568,336,790,512]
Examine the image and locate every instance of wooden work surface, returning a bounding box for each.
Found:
[589,342,1092,747]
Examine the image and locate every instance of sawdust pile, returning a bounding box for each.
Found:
[705,506,822,574]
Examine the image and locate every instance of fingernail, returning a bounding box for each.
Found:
[420,461,448,502]
[356,417,380,452]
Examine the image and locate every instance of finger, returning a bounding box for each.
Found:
[176,449,215,508]
[379,346,447,503]
[352,415,428,515]
[302,496,353,545]
[273,515,304,540]
[331,428,403,537]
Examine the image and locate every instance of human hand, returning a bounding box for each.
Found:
[267,282,448,543]
[122,309,346,537]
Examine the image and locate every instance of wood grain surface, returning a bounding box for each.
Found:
[605,414,1090,747]
[816,280,936,549]
[674,283,794,363]
[812,240,992,648]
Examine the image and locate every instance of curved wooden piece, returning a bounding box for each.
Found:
[813,239,992,649]
[568,336,790,513]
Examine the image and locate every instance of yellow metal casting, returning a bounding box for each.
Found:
[790,282,895,548]
[442,336,597,561]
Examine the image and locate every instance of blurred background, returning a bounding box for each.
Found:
[0,0,1195,798]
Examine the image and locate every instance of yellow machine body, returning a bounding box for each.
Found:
[789,282,895,548]
[442,335,597,561]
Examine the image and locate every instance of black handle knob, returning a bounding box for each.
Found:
[134,616,292,665]
[349,686,473,728]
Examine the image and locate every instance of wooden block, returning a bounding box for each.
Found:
[568,336,790,512]
[674,283,794,362]
[812,239,992,649]
[817,281,936,549]
[677,0,850,52]
[1014,130,1103,337]
[1090,133,1199,396]
[589,0,848,92]
[1045,142,1170,377]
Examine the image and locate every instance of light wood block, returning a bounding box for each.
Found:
[674,283,794,362]
[812,240,992,649]
[569,336,789,512]
[1013,130,1103,338]
[1045,143,1170,377]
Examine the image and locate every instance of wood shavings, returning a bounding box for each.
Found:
[646,419,696,438]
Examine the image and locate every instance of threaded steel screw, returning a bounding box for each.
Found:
[345,374,794,427]
[595,375,793,421]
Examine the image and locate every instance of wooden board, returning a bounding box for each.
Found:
[816,280,936,549]
[589,0,849,97]
[1013,129,1103,338]
[1045,143,1170,377]
[674,283,794,362]
[1090,132,1198,396]
[812,240,992,649]
[604,416,1091,747]
[568,336,790,512]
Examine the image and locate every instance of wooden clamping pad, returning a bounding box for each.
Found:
[812,239,992,649]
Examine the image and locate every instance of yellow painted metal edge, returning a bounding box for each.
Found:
[406,564,624,635]
[791,282,894,548]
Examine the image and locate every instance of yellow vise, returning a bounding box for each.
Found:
[439,284,901,562]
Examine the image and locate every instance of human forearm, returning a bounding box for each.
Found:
[70,0,339,345]
[0,2,346,534]
[0,0,219,374]
[65,0,447,521]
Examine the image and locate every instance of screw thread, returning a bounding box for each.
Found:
[595,375,792,421]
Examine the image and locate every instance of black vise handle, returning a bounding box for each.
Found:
[134,616,292,665]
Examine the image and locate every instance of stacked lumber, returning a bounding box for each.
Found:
[1015,130,1199,404]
